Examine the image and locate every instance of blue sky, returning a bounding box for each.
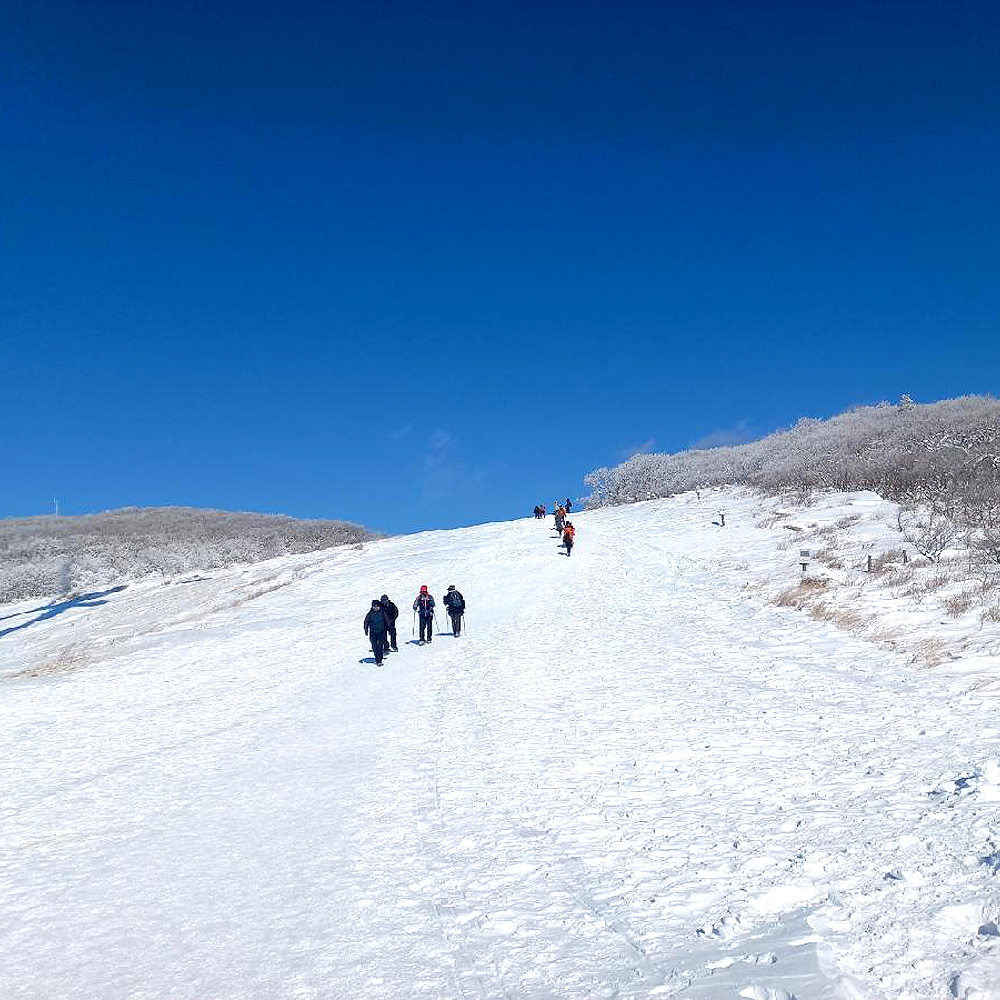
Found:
[2,1,998,534]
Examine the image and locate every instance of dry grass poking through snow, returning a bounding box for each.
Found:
[911,638,949,667]
[756,492,1000,669]
[773,577,830,607]
[944,589,978,618]
[222,569,305,611]
[773,577,886,642]
[869,549,906,575]
[814,547,844,570]
[7,643,93,680]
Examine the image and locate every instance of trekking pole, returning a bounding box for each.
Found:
[412,610,416,637]
[462,613,466,635]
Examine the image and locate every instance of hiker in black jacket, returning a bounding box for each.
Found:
[443,584,466,636]
[379,594,399,652]
[363,599,389,665]
[412,585,435,643]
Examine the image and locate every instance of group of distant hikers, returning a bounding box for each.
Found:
[534,498,576,557]
[363,498,576,665]
[362,585,466,666]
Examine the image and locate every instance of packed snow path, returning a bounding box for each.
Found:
[2,492,999,999]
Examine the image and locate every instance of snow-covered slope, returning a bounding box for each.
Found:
[2,491,999,999]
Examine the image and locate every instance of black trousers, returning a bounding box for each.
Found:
[386,624,397,650]
[449,611,462,636]
[419,616,433,641]
[370,631,387,662]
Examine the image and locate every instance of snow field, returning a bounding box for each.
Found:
[2,490,1000,998]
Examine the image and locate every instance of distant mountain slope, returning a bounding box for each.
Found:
[0,506,379,603]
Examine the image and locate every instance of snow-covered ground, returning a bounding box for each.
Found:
[2,489,1000,999]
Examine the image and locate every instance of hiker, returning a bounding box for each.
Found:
[533,505,542,519]
[564,498,573,512]
[379,594,399,652]
[413,585,436,643]
[554,505,566,533]
[540,504,546,518]
[363,599,389,665]
[563,522,576,556]
[443,584,466,636]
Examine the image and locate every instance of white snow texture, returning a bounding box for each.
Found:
[2,489,999,999]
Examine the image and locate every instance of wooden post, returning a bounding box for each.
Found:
[799,549,810,574]
[719,512,726,527]
[902,550,908,564]
[867,554,873,573]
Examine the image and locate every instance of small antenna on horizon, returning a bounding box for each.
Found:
[53,497,59,516]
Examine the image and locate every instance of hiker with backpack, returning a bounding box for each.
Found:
[412,585,436,644]
[554,506,566,533]
[563,522,576,556]
[379,594,399,652]
[564,498,573,512]
[363,599,390,665]
[443,584,466,636]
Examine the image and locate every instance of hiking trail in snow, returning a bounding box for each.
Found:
[2,490,999,999]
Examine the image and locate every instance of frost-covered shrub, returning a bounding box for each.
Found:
[0,561,67,604]
[0,508,379,604]
[944,590,977,617]
[898,505,960,564]
[964,497,1000,565]
[870,549,906,575]
[584,395,1000,508]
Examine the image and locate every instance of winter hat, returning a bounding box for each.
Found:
[420,585,428,593]
[372,599,381,607]
[380,594,389,602]
[447,585,455,591]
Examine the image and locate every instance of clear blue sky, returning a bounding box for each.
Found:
[2,1,997,534]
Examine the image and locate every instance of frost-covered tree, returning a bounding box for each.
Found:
[0,508,379,604]
[898,503,961,563]
[583,395,1000,514]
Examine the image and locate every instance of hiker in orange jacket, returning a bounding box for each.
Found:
[562,522,576,556]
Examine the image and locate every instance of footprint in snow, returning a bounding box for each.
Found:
[697,913,744,940]
[738,989,797,1000]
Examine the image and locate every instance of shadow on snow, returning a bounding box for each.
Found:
[0,586,128,641]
